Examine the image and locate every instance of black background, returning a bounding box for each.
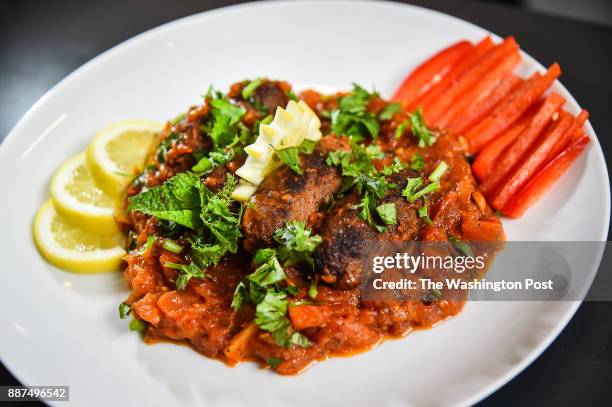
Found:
[1,0,610,405]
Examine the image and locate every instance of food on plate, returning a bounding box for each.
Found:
[32,36,592,374]
[119,79,503,374]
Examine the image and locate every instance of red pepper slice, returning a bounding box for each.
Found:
[392,40,473,108]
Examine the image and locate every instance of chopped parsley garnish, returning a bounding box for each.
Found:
[144,235,157,252]
[273,146,302,175]
[308,279,318,300]
[326,140,395,233]
[395,120,409,139]
[331,84,380,141]
[394,108,436,147]
[402,161,448,203]
[267,357,283,369]
[232,222,321,348]
[429,161,449,182]
[273,221,322,267]
[409,154,425,171]
[418,205,432,225]
[375,203,397,225]
[410,108,437,147]
[129,319,146,333]
[382,157,408,176]
[162,239,183,254]
[164,261,206,290]
[379,102,401,120]
[118,302,131,319]
[241,78,262,99]
[272,139,318,176]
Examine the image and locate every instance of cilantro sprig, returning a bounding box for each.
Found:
[232,222,321,348]
[326,140,396,232]
[402,161,449,224]
[331,84,380,142]
[395,107,437,148]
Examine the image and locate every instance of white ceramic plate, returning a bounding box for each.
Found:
[0,1,609,406]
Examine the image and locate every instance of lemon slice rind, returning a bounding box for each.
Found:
[50,152,118,235]
[86,119,163,200]
[33,200,126,274]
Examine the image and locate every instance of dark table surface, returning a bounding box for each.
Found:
[1,0,610,405]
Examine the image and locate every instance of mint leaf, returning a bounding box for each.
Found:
[128,173,202,229]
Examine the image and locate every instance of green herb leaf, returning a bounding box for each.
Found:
[129,319,146,333]
[248,251,287,286]
[418,205,433,225]
[128,173,202,229]
[231,281,246,311]
[241,78,262,99]
[379,102,401,120]
[410,108,436,147]
[382,157,408,176]
[449,236,475,258]
[118,302,131,319]
[267,356,283,369]
[162,239,183,254]
[376,203,397,225]
[395,120,408,139]
[331,84,380,140]
[164,261,206,290]
[409,154,425,171]
[402,177,424,202]
[308,279,318,300]
[273,146,302,175]
[274,221,322,266]
[429,161,449,182]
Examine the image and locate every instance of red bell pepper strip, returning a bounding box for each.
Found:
[546,109,589,162]
[449,74,522,134]
[478,91,565,197]
[408,37,495,115]
[471,109,534,181]
[465,63,562,154]
[426,37,519,126]
[392,40,473,107]
[491,111,573,210]
[436,50,521,129]
[502,135,590,218]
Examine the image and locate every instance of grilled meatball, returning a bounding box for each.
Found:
[253,81,290,113]
[314,169,423,289]
[241,136,350,250]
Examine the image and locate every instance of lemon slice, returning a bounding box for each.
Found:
[232,100,321,201]
[50,152,118,234]
[86,120,163,199]
[33,200,126,274]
